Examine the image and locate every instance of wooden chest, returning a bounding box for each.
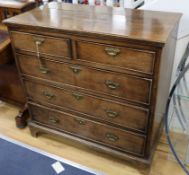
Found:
[4,2,181,164]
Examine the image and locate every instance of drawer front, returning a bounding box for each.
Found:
[24,80,149,132]
[29,104,146,156]
[11,32,71,58]
[17,54,152,104]
[76,40,155,75]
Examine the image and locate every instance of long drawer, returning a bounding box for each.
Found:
[17,54,152,104]
[11,32,71,59]
[76,40,156,75]
[29,103,146,156]
[24,80,149,133]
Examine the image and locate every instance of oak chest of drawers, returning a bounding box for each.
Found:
[4,2,181,164]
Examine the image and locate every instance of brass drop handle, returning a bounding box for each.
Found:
[105,47,120,57]
[106,133,119,142]
[72,93,83,100]
[48,116,59,124]
[105,80,120,90]
[74,118,86,125]
[105,110,119,118]
[69,66,82,74]
[43,91,55,100]
[34,37,49,74]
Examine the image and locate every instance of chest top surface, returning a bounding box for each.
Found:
[4,2,181,45]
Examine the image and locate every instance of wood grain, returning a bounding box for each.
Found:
[5,2,181,165]
[11,31,72,59]
[29,103,146,156]
[4,2,181,45]
[24,79,149,133]
[0,103,186,175]
[76,40,156,75]
[16,54,152,105]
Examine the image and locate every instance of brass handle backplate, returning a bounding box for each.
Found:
[70,66,82,74]
[39,67,49,74]
[74,118,86,125]
[105,110,119,118]
[105,47,120,57]
[33,37,45,45]
[106,133,119,142]
[105,80,120,90]
[43,91,55,100]
[48,116,59,124]
[72,93,83,100]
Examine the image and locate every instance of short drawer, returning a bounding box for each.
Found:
[29,104,146,156]
[11,32,71,59]
[17,54,152,104]
[24,80,149,133]
[76,40,155,75]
